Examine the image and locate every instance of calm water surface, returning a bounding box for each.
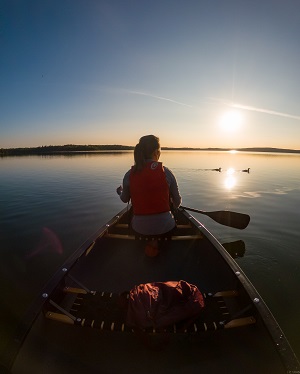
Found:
[1,151,300,361]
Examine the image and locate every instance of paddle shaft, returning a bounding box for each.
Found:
[181,206,250,230]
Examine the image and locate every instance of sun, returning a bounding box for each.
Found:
[219,110,243,132]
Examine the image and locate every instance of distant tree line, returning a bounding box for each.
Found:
[0,144,134,156]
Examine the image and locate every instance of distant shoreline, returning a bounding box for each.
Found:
[1,145,300,156]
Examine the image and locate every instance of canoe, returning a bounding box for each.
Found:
[4,206,300,373]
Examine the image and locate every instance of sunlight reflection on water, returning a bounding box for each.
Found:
[224,168,236,190]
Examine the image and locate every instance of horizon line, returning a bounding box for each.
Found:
[1,145,300,153]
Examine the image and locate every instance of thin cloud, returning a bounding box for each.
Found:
[124,89,194,108]
[231,103,300,121]
[210,97,300,121]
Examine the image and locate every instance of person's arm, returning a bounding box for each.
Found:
[164,167,182,208]
[117,170,131,203]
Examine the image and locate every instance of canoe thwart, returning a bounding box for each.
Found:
[45,311,75,325]
[115,223,192,229]
[104,233,203,240]
[224,316,256,329]
[63,287,88,294]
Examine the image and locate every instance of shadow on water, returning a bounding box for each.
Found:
[222,240,246,259]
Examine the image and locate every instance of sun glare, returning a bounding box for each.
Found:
[224,167,236,190]
[227,167,235,175]
[219,110,243,132]
[224,176,236,190]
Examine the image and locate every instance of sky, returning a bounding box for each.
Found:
[1,0,300,149]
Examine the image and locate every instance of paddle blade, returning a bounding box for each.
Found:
[181,206,250,229]
[204,210,250,229]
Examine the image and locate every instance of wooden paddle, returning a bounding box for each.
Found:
[181,205,250,229]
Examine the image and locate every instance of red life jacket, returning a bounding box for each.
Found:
[129,161,170,215]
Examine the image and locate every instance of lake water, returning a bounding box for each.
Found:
[1,151,300,363]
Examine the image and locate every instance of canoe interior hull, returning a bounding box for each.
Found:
[7,207,299,373]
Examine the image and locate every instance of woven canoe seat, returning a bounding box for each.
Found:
[45,289,256,333]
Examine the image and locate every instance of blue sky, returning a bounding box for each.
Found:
[1,0,300,149]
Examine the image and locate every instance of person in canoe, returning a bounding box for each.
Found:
[117,135,182,256]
